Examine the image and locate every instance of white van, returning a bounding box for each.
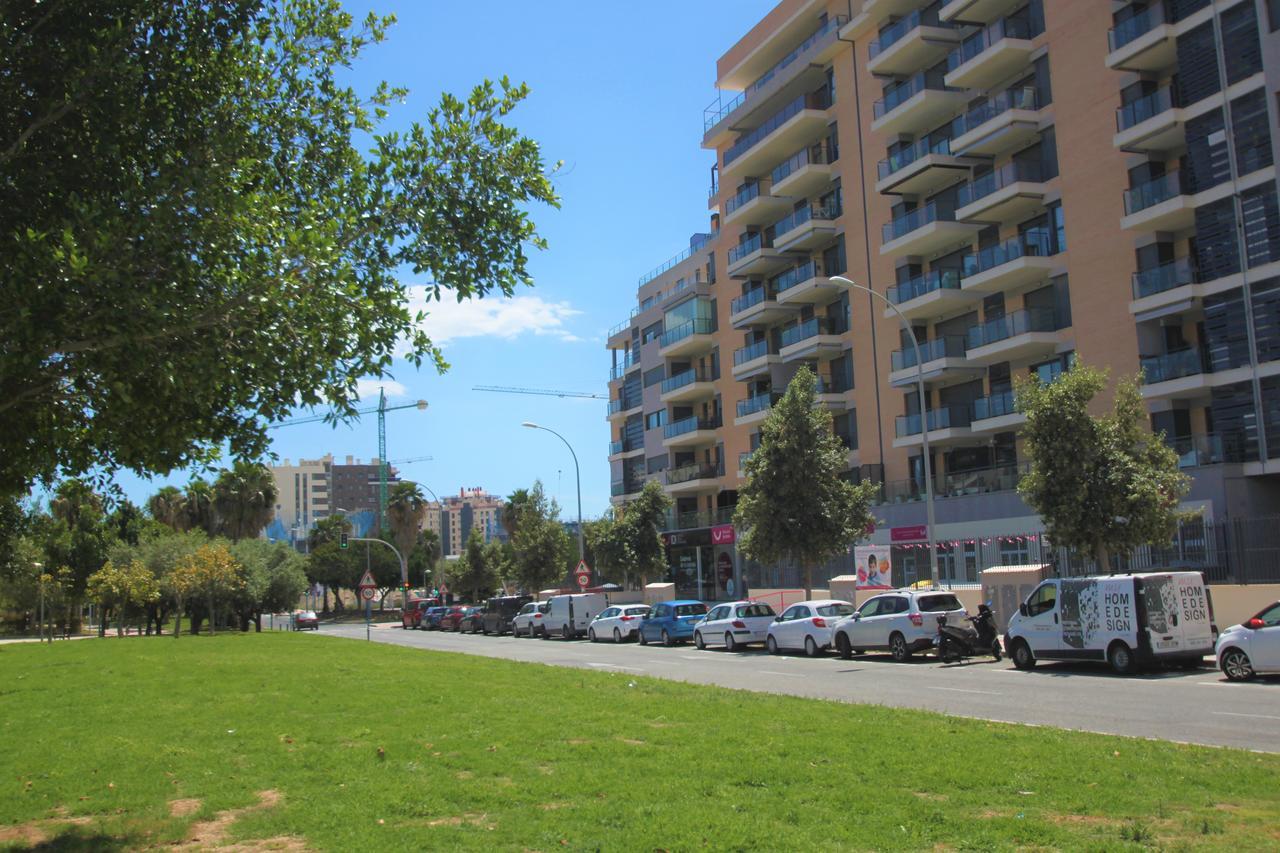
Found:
[542,593,607,639]
[1005,572,1215,674]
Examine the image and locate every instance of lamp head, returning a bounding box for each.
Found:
[521,421,539,429]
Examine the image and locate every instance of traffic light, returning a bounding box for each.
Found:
[340,532,348,549]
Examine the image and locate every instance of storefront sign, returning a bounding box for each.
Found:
[854,545,892,590]
[711,524,736,545]
[890,524,927,543]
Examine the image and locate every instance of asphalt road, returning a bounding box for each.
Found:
[318,622,1280,753]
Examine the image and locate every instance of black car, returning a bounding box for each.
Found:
[481,595,533,635]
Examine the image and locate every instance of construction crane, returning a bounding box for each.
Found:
[472,385,605,399]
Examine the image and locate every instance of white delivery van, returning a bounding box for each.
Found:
[1005,572,1215,674]
[543,593,607,639]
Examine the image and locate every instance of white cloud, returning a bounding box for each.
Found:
[406,287,582,346]
[355,378,407,400]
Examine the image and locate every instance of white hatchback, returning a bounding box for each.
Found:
[693,601,777,651]
[510,601,548,637]
[1216,600,1280,680]
[766,599,855,657]
[588,605,651,642]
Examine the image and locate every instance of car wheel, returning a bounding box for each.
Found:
[694,631,705,650]
[661,629,673,647]
[1220,648,1255,681]
[766,635,779,655]
[835,632,852,660]
[991,641,1002,662]
[561,625,573,640]
[724,632,737,653]
[539,626,549,640]
[1108,641,1136,675]
[613,628,622,643]
[638,630,649,645]
[588,628,597,643]
[889,632,911,662]
[1011,640,1036,670]
[804,636,820,658]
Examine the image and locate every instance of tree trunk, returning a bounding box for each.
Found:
[321,586,330,614]
[174,596,183,639]
[189,613,202,635]
[1095,540,1111,574]
[803,563,813,602]
[98,609,107,638]
[117,598,126,637]
[208,591,216,636]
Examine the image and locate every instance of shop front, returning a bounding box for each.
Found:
[663,524,740,602]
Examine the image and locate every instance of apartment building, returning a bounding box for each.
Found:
[433,487,507,557]
[266,454,398,542]
[606,0,1280,594]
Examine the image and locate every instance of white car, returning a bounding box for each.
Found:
[1216,601,1280,681]
[588,604,651,642]
[693,600,777,651]
[766,599,855,657]
[510,601,548,638]
[832,590,967,661]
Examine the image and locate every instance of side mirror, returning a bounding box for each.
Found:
[1019,603,1028,617]
[851,613,861,621]
[1245,617,1265,630]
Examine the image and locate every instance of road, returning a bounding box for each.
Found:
[318,622,1280,753]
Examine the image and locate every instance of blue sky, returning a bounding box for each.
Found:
[106,0,780,519]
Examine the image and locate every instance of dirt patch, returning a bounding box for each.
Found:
[175,789,302,851]
[913,792,948,801]
[169,798,203,818]
[537,802,570,811]
[454,771,473,780]
[1047,813,1123,828]
[616,738,646,746]
[564,739,591,745]
[425,813,492,829]
[0,816,93,846]
[978,810,1006,819]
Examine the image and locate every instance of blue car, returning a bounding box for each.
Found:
[638,600,709,646]
[421,606,450,630]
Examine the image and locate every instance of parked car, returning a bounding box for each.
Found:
[292,610,319,631]
[421,606,451,630]
[401,597,440,630]
[542,593,607,639]
[439,605,472,632]
[458,607,486,634]
[1216,600,1280,681]
[638,600,708,646]
[588,604,651,642]
[693,600,777,651]
[832,590,967,661]
[766,599,855,656]
[481,595,533,635]
[511,601,549,637]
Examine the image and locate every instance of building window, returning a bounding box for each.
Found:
[999,538,1030,565]
[643,366,666,388]
[642,322,663,344]
[645,410,666,431]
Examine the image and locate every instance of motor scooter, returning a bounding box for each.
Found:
[935,604,1002,662]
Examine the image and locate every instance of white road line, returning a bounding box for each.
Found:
[1212,711,1280,721]
[679,655,703,661]
[759,670,804,678]
[586,662,645,672]
[929,686,1002,696]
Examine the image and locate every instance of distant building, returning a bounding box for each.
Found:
[433,487,507,557]
[266,454,399,545]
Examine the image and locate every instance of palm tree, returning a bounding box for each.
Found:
[147,486,185,531]
[182,478,216,536]
[50,479,101,528]
[501,487,530,540]
[212,461,278,541]
[386,481,426,565]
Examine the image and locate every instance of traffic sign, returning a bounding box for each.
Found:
[360,587,376,601]
[573,560,591,590]
[575,573,591,589]
[357,569,377,590]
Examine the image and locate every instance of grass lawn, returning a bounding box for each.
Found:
[1,635,1277,851]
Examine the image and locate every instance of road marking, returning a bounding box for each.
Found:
[929,686,1002,696]
[679,655,703,661]
[1212,711,1280,721]
[586,662,645,672]
[759,670,804,678]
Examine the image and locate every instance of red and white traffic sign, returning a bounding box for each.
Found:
[360,587,376,601]
[573,560,591,589]
[357,569,377,590]
[576,573,591,589]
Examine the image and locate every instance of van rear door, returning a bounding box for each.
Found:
[1139,573,1213,655]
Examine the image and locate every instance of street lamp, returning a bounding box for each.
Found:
[830,275,939,588]
[521,421,585,567]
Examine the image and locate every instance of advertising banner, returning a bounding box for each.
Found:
[854,545,892,590]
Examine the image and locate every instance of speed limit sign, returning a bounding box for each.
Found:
[360,587,376,602]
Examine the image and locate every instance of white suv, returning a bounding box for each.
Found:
[693,601,777,651]
[832,590,967,661]
[511,601,548,637]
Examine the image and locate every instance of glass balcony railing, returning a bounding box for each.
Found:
[870,7,947,59]
[780,317,841,348]
[967,307,1062,349]
[665,461,723,485]
[1140,347,1209,384]
[895,404,972,437]
[957,160,1046,208]
[874,70,951,120]
[1132,257,1196,299]
[660,370,708,395]
[728,233,766,265]
[875,462,1028,505]
[891,335,967,371]
[1116,86,1175,132]
[887,268,962,305]
[659,317,715,348]
[971,389,1016,421]
[882,200,957,244]
[1166,432,1253,467]
[723,93,830,167]
[774,201,842,239]
[962,229,1053,277]
[1109,3,1165,51]
[772,261,819,294]
[724,182,761,216]
[608,439,640,456]
[731,287,769,315]
[736,394,778,418]
[878,136,954,181]
[952,86,1039,137]
[947,15,1040,72]
[734,340,773,365]
[771,143,836,185]
[607,399,629,415]
[663,414,722,439]
[1124,171,1185,214]
[609,354,638,380]
[665,505,736,531]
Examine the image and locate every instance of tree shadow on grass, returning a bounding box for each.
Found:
[26,826,137,852]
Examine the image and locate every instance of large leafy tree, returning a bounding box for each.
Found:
[230,538,308,629]
[386,481,426,583]
[146,486,186,532]
[0,0,558,498]
[617,481,672,588]
[451,534,499,603]
[734,366,878,599]
[212,461,277,541]
[86,559,160,637]
[510,480,571,594]
[1016,362,1190,570]
[585,512,630,586]
[182,479,216,536]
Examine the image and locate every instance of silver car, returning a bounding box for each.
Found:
[832,590,967,661]
[693,600,777,651]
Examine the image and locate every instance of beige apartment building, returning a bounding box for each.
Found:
[430,488,507,557]
[607,0,1280,596]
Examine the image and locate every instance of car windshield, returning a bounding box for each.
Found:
[625,607,649,616]
[816,603,855,617]
[917,594,963,612]
[736,604,775,618]
[299,612,315,619]
[674,603,707,617]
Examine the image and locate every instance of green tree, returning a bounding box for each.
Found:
[501,488,531,541]
[38,480,112,619]
[212,461,278,542]
[585,512,631,586]
[86,559,160,637]
[386,482,426,594]
[182,479,216,536]
[146,486,186,532]
[230,538,308,630]
[135,529,205,634]
[175,543,244,636]
[510,481,572,594]
[451,535,500,603]
[0,0,558,499]
[1016,362,1191,571]
[617,480,673,589]
[734,366,878,599]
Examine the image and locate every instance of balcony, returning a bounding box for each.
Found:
[1114,86,1185,153]
[1130,257,1197,306]
[1140,347,1212,399]
[774,261,842,305]
[876,137,977,196]
[608,438,644,460]
[965,307,1065,365]
[1106,2,1180,73]
[871,70,968,137]
[779,317,845,362]
[880,200,983,258]
[944,16,1038,90]
[969,389,1024,434]
[607,397,641,422]
[607,319,632,347]
[772,201,841,253]
[663,461,723,495]
[727,233,789,277]
[730,286,793,329]
[815,374,851,407]
[960,230,1056,294]
[665,505,735,531]
[955,160,1050,223]
[735,393,778,426]
[1167,432,1254,468]
[875,461,1026,505]
[609,354,639,381]
[771,143,837,198]
[950,87,1041,157]
[940,0,1023,24]
[658,317,716,358]
[893,404,974,448]
[659,370,716,404]
[662,415,722,448]
[867,9,960,78]
[888,335,975,387]
[732,340,780,380]
[1121,172,1194,232]
[722,181,793,228]
[886,268,975,321]
[720,93,832,183]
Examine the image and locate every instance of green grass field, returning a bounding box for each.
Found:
[1,634,1277,851]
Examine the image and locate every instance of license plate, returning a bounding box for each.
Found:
[1155,640,1178,649]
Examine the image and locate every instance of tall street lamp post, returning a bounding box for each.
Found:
[521,422,585,569]
[830,275,939,588]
